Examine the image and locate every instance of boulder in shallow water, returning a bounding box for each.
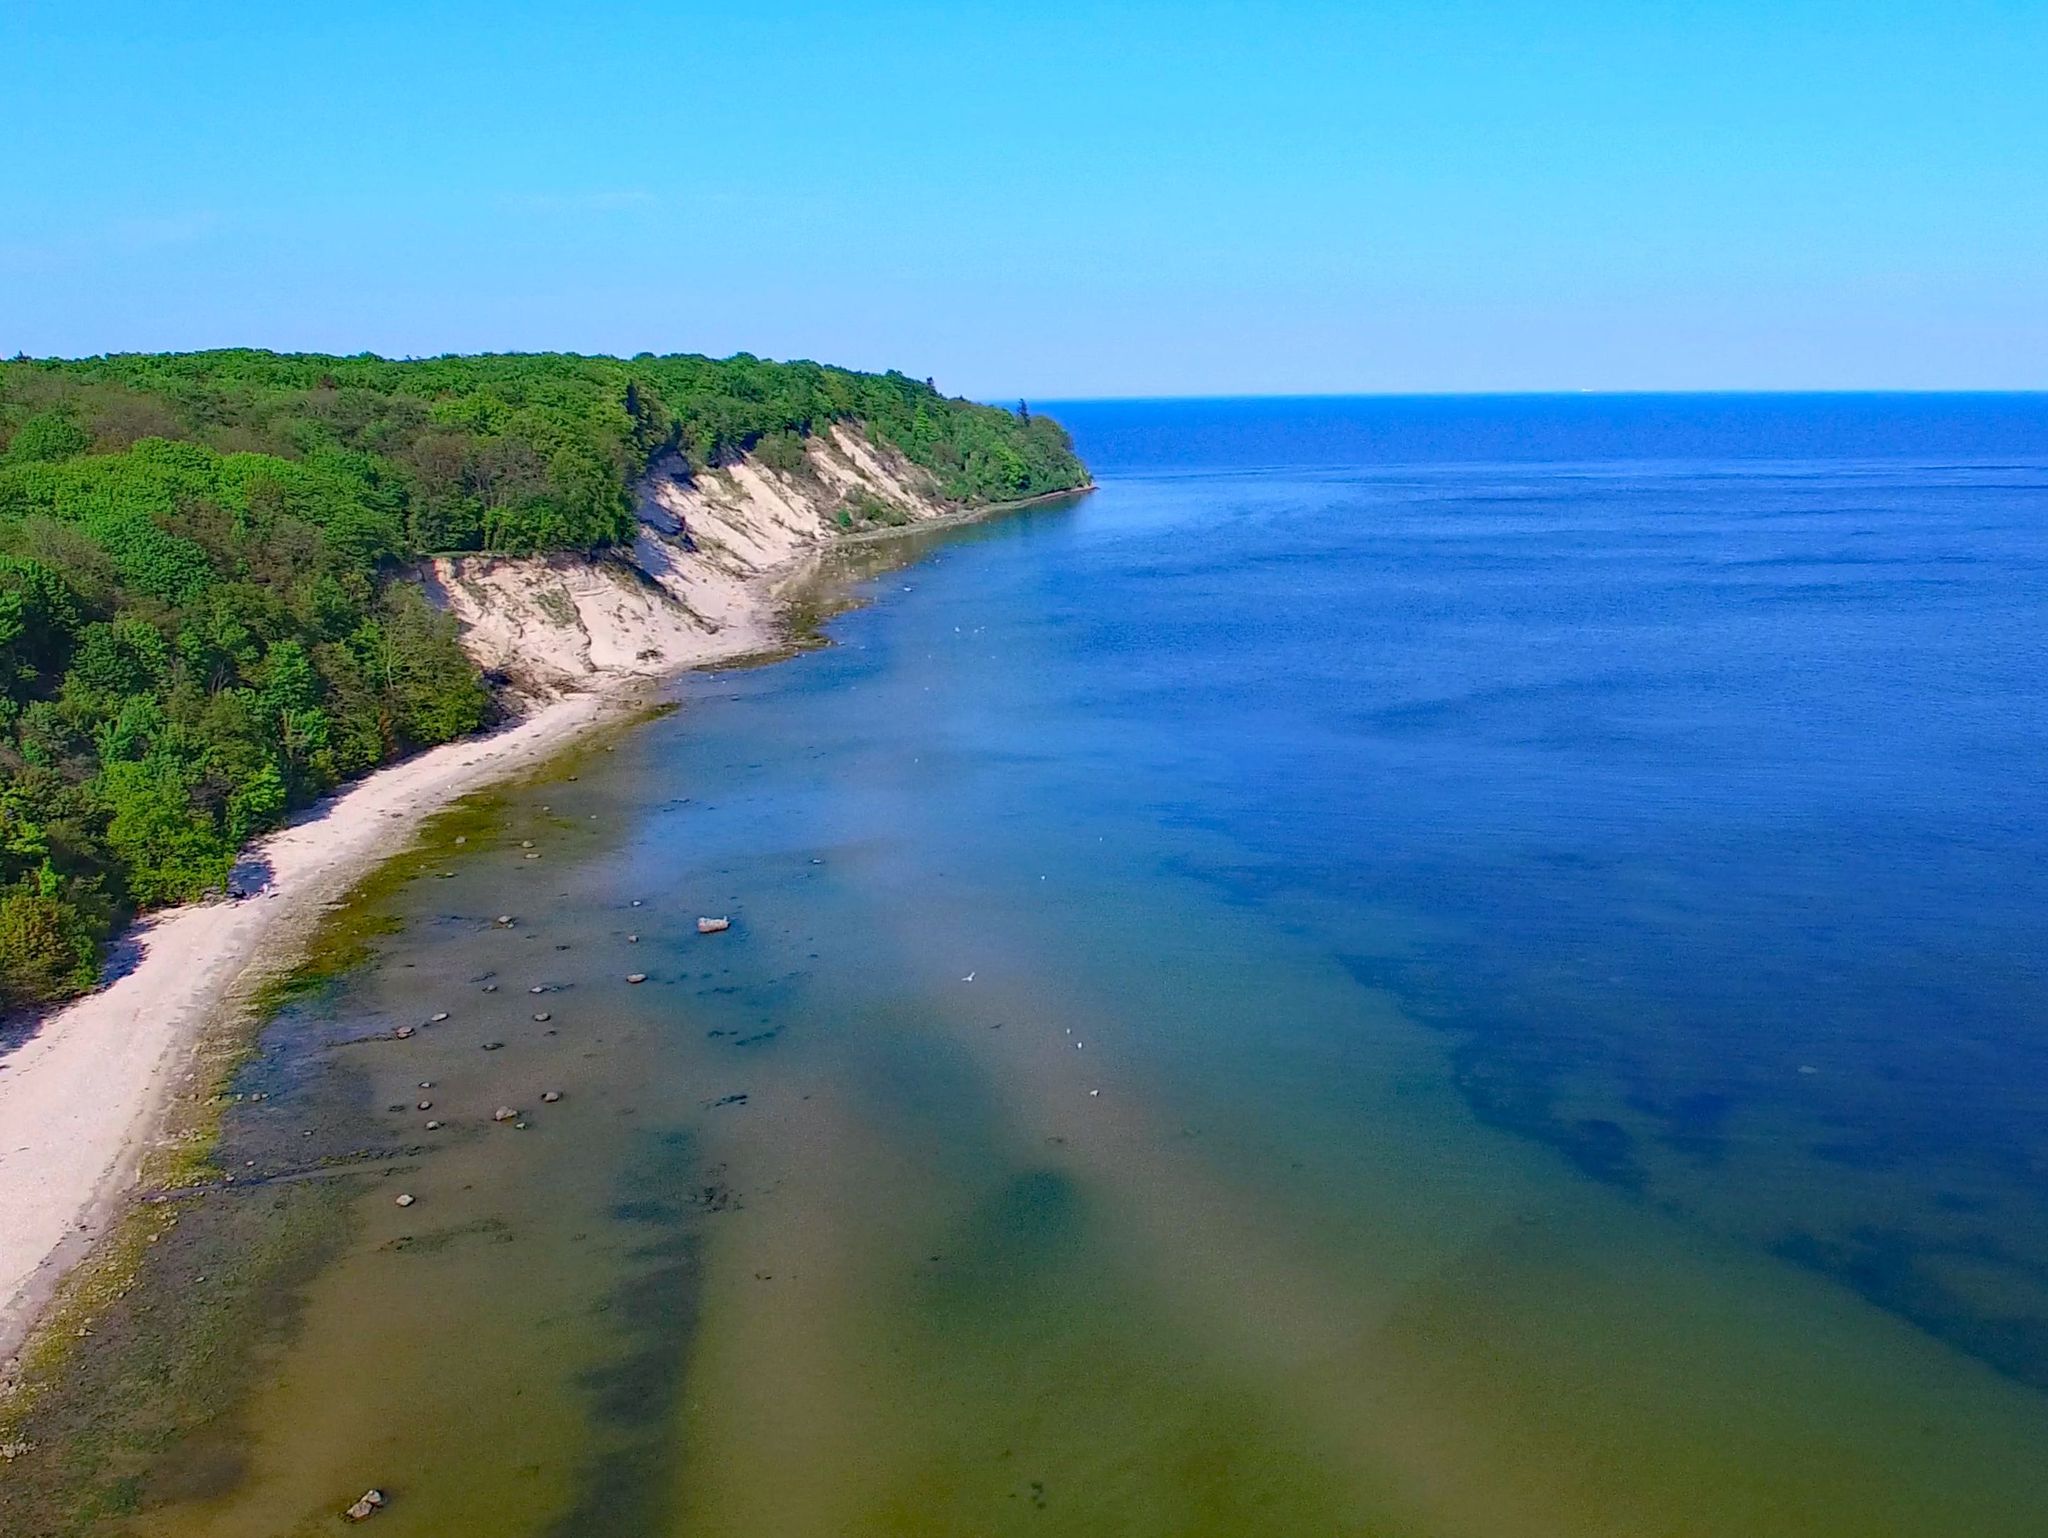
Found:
[494,1105,518,1122]
[541,1090,562,1103]
[697,917,731,934]
[626,972,648,984]
[344,1488,386,1521]
[394,1194,415,1208]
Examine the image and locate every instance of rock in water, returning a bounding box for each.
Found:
[494,1105,518,1122]
[697,917,731,934]
[541,1090,562,1103]
[344,1488,386,1521]
[626,972,648,984]
[394,1194,415,1208]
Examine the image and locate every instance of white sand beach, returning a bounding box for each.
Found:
[0,692,612,1364]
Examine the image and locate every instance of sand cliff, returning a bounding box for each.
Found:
[423,424,960,699]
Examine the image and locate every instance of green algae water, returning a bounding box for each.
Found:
[15,396,2048,1535]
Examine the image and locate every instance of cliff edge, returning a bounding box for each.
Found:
[422,424,974,700]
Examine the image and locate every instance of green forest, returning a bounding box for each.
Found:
[0,350,1088,1010]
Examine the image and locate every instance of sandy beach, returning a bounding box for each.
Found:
[0,691,617,1366]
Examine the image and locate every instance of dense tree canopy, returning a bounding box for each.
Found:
[0,350,1088,1008]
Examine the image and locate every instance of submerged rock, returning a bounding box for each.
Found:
[493,1105,518,1122]
[696,917,730,934]
[541,1090,562,1103]
[626,972,648,984]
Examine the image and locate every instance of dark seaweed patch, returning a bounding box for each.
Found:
[543,1134,707,1538]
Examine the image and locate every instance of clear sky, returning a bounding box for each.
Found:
[4,1,2044,396]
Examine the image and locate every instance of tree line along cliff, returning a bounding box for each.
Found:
[0,350,1090,1009]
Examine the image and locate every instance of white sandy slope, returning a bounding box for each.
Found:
[0,430,965,1369]
[425,425,951,700]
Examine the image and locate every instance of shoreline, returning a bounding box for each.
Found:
[0,475,1090,1380]
[0,690,626,1368]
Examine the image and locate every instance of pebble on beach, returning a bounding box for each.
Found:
[394,1194,415,1208]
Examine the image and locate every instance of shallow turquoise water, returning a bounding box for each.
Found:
[117,396,2048,1534]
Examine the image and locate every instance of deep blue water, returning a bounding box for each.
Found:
[1032,393,2048,1383]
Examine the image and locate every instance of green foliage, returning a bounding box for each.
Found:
[0,874,100,1009]
[3,413,92,465]
[0,349,1088,1007]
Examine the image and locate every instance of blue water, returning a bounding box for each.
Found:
[1039,393,2048,1381]
[115,393,2048,1537]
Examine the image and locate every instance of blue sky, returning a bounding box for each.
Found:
[4,1,2044,396]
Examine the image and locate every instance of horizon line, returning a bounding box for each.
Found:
[1017,387,2048,405]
